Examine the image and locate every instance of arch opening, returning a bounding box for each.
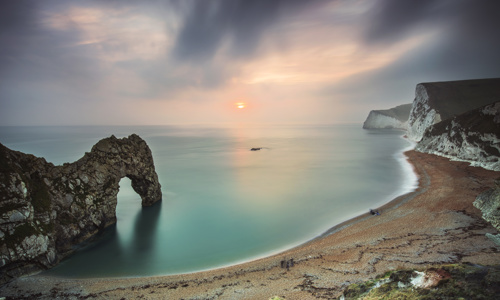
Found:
[116,177,142,247]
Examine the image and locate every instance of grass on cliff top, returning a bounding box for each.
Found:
[339,263,500,300]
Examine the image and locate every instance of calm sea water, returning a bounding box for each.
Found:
[0,124,416,278]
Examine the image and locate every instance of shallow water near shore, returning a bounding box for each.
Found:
[0,124,416,278]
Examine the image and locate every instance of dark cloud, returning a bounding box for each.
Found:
[0,0,38,34]
[364,0,500,47]
[363,0,440,45]
[398,0,500,77]
[171,0,322,63]
[0,1,103,92]
[444,0,500,50]
[331,0,500,110]
[0,1,118,126]
[0,1,41,74]
[1,0,499,125]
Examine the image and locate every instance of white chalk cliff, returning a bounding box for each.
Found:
[364,78,500,244]
[364,78,500,171]
[416,101,500,171]
[362,104,412,129]
[407,78,500,142]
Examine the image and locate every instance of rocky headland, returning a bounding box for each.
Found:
[354,78,500,298]
[0,134,162,284]
[416,101,500,171]
[364,78,500,229]
[363,78,500,172]
[362,103,412,130]
[406,78,500,142]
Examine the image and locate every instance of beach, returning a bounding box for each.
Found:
[1,150,499,299]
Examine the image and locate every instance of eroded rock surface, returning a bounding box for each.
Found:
[407,78,500,142]
[0,134,162,284]
[416,101,500,171]
[474,177,500,245]
[365,78,500,170]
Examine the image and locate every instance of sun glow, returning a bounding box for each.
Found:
[236,102,246,109]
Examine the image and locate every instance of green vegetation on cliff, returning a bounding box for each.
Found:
[338,264,500,300]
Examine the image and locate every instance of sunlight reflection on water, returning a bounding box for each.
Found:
[0,124,415,278]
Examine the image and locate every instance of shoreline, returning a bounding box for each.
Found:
[1,150,499,299]
[39,132,418,280]
[279,142,423,257]
[316,146,424,241]
[42,139,421,280]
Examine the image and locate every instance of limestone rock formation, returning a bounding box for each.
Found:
[362,78,500,170]
[0,134,162,284]
[407,78,500,142]
[362,103,412,129]
[416,101,500,171]
[474,178,500,246]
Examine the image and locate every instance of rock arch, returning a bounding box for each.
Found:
[0,134,162,283]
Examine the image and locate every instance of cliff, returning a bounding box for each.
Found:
[362,103,412,129]
[416,101,500,171]
[474,177,500,246]
[363,78,500,169]
[407,78,500,142]
[0,134,162,284]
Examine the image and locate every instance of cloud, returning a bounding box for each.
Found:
[324,0,500,110]
[0,1,44,79]
[0,1,108,96]
[363,0,440,45]
[1,0,500,126]
[170,0,324,63]
[363,0,500,52]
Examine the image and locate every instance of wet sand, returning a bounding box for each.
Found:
[1,150,500,299]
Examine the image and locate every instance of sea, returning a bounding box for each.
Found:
[0,124,417,278]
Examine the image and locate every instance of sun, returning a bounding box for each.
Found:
[236,102,246,109]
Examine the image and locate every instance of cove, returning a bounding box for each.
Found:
[0,124,416,278]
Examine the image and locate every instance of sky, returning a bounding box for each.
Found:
[1,0,500,126]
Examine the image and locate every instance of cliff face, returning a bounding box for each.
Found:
[416,102,500,171]
[362,103,412,129]
[474,178,500,246]
[407,78,500,142]
[0,134,162,284]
